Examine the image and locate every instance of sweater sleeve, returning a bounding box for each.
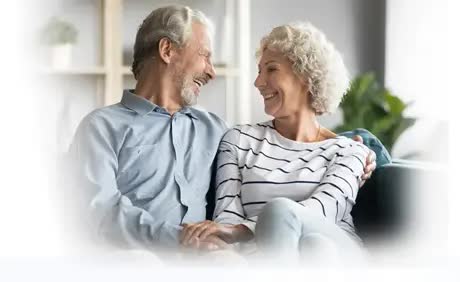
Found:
[212,128,256,234]
[300,141,369,224]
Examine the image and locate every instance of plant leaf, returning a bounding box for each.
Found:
[336,72,416,151]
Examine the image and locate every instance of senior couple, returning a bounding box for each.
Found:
[69,5,389,264]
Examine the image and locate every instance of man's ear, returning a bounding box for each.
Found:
[158,37,176,64]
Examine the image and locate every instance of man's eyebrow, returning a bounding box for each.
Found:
[200,48,212,57]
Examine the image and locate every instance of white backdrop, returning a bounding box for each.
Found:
[0,0,459,280]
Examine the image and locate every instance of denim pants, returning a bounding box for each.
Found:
[254,198,366,266]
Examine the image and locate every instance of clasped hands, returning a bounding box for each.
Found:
[180,221,252,252]
[179,221,233,251]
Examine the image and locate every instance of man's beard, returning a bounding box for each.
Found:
[180,81,197,106]
[173,71,198,107]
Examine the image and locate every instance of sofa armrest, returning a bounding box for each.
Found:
[352,161,446,244]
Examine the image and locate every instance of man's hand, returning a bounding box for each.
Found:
[180,220,253,250]
[181,234,229,251]
[180,220,236,246]
[352,135,377,187]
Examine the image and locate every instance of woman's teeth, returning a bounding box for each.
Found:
[264,93,276,100]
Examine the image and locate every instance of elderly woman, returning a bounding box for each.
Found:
[181,22,374,262]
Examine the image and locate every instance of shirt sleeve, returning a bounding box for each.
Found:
[68,115,180,249]
[300,141,369,224]
[212,128,256,234]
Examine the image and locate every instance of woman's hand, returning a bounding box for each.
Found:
[180,221,253,246]
[352,135,377,187]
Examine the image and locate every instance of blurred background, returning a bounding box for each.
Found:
[1,0,459,275]
[34,0,452,163]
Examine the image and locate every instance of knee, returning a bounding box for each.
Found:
[255,198,307,251]
[259,198,323,227]
[259,197,298,220]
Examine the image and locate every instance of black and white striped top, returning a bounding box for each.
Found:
[213,121,369,239]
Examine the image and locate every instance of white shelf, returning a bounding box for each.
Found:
[40,67,106,75]
[121,65,240,77]
[46,0,251,124]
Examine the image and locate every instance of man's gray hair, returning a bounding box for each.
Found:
[131,5,213,79]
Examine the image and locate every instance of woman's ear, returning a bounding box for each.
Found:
[302,76,313,94]
[158,37,175,64]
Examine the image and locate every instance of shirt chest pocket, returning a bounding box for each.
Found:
[184,149,215,189]
[117,144,158,174]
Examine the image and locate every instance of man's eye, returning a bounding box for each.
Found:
[267,67,277,72]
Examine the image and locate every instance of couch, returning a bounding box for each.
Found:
[352,159,447,245]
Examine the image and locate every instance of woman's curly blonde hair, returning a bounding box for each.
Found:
[256,22,349,115]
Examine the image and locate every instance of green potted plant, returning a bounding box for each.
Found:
[334,72,415,153]
[41,17,78,68]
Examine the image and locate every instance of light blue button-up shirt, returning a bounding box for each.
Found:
[69,90,227,249]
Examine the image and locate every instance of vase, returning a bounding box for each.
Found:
[51,43,73,69]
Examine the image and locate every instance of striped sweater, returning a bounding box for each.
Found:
[212,121,369,240]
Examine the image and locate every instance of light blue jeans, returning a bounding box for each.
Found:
[254,198,366,266]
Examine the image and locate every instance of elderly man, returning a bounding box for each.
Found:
[69,5,380,256]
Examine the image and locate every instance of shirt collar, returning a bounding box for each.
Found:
[179,107,198,119]
[120,89,198,119]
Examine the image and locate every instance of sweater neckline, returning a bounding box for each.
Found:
[264,120,344,148]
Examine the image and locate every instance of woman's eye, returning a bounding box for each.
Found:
[267,67,277,72]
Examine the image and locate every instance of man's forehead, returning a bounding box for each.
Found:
[191,22,214,53]
[191,22,211,39]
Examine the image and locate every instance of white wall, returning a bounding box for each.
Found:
[36,0,102,153]
[37,0,387,144]
[1,0,68,257]
[36,0,102,67]
[385,0,456,160]
[385,0,451,119]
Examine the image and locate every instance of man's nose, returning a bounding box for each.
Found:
[206,62,216,80]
